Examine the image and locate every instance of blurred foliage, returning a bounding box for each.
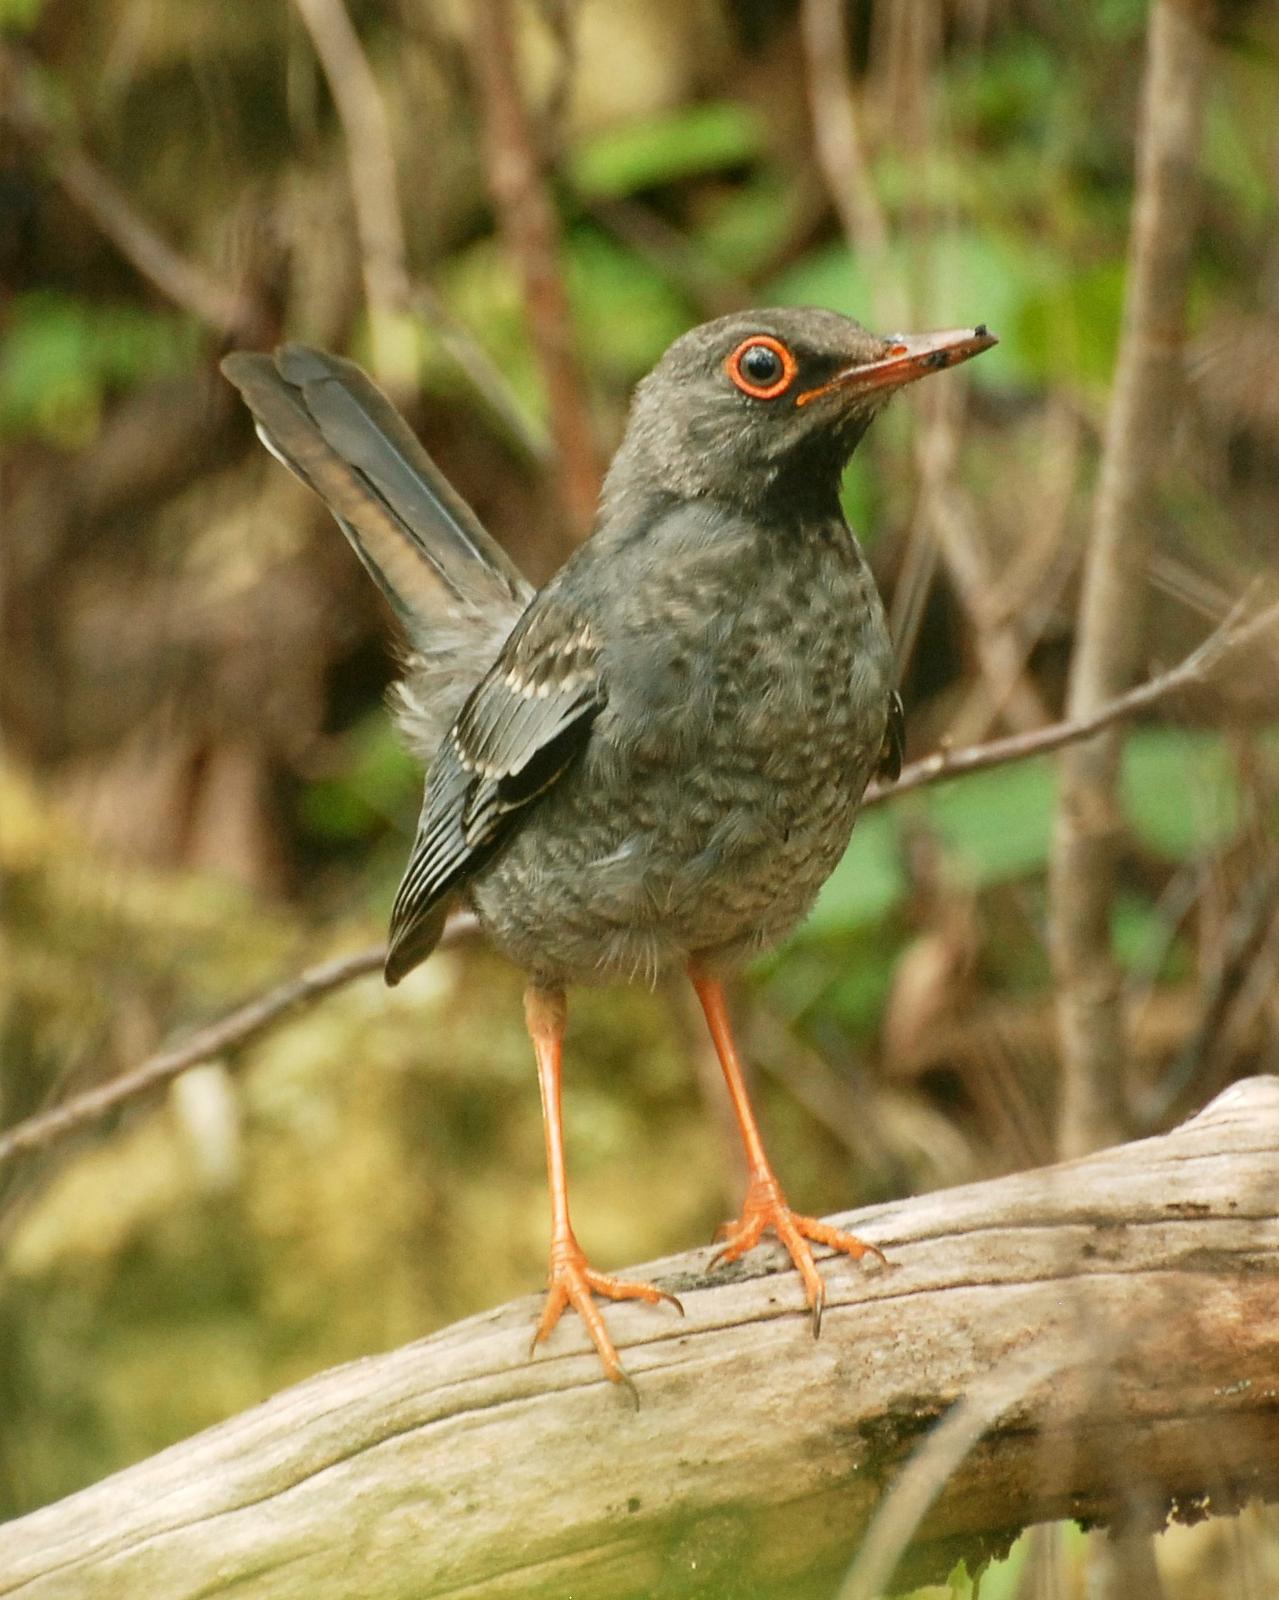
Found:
[568,99,763,198]
[1,291,200,445]
[2,0,1278,1593]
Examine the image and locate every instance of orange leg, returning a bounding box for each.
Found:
[689,964,886,1334]
[525,984,681,1390]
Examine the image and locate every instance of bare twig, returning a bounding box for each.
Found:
[1049,0,1214,1158]
[289,0,413,387]
[1151,860,1279,1121]
[799,1,1050,731]
[2,605,1269,1174]
[915,394,1055,732]
[863,590,1276,807]
[799,0,898,321]
[0,918,475,1170]
[0,45,266,343]
[0,947,377,1168]
[409,282,552,462]
[290,0,545,452]
[469,0,604,542]
[586,199,745,320]
[836,1334,1078,1600]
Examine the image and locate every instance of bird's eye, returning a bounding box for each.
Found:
[725,335,797,400]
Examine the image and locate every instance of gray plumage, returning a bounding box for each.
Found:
[221,344,528,748]
[222,309,933,989]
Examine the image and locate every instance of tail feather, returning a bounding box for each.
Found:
[220,347,532,639]
[272,346,530,610]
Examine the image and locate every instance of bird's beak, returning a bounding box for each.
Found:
[795,325,997,408]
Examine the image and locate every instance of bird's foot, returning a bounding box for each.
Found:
[712,1172,887,1335]
[531,1232,683,1393]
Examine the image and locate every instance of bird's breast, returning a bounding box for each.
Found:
[468,520,894,983]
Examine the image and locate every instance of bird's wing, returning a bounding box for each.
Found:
[385,595,603,983]
[877,689,905,782]
[221,345,532,637]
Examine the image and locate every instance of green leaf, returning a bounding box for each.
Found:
[296,714,418,843]
[565,227,690,380]
[1202,77,1274,230]
[765,229,1032,390]
[838,460,878,547]
[1015,257,1125,392]
[0,0,45,26]
[823,937,900,1034]
[432,239,541,416]
[1120,727,1243,859]
[568,101,762,200]
[1112,889,1191,980]
[806,809,908,936]
[0,291,199,446]
[765,241,873,321]
[694,174,802,278]
[925,758,1058,886]
[794,727,1258,955]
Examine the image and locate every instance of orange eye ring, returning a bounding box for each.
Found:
[724,335,798,400]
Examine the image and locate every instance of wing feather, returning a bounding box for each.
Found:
[385,597,604,984]
[877,690,905,782]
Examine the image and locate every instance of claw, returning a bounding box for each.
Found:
[712,1174,885,1330]
[531,1234,679,1389]
[688,968,887,1333]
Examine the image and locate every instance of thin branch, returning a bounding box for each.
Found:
[915,393,1055,732]
[0,947,375,1168]
[861,592,1277,808]
[469,0,604,542]
[0,45,267,343]
[586,199,745,320]
[836,1333,1078,1600]
[2,606,1270,1174]
[799,0,1050,731]
[0,917,471,1171]
[290,0,412,386]
[290,0,548,448]
[409,282,552,462]
[1049,0,1214,1158]
[799,0,897,320]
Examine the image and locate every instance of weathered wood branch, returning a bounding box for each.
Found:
[2,1078,1276,1600]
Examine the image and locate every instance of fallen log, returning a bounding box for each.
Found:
[2,1076,1276,1599]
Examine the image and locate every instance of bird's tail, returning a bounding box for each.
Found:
[221,345,530,751]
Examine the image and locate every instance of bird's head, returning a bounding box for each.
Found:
[603,306,996,516]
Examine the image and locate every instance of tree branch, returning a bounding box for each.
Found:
[861,589,1277,808]
[2,603,1270,1175]
[0,946,372,1168]
[287,0,545,450]
[469,0,604,542]
[0,45,267,343]
[1049,0,1215,1158]
[289,0,415,392]
[0,917,472,1170]
[799,0,1051,732]
[1,1077,1275,1599]
[799,0,896,317]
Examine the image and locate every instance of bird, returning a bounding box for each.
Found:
[222,308,996,1390]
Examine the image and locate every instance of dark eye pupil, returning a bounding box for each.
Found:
[740,344,782,384]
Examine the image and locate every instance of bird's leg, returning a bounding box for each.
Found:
[525,983,681,1387]
[688,964,886,1335]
